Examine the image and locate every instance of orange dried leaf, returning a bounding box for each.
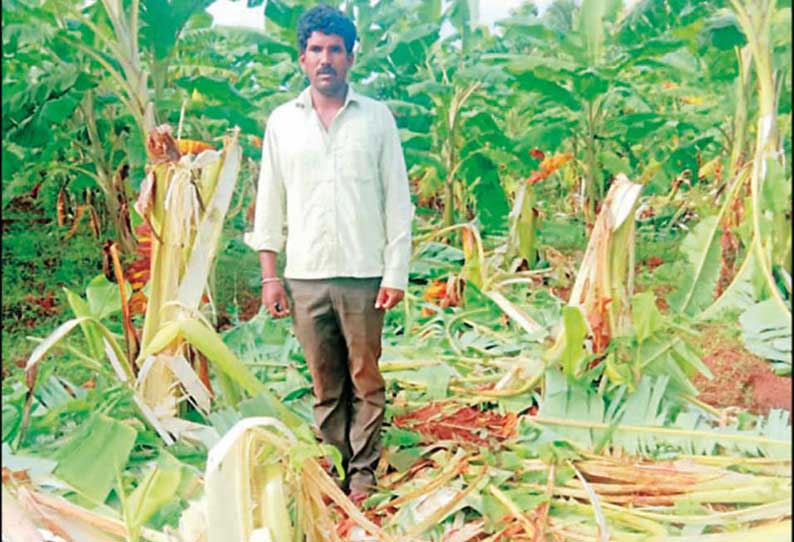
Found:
[109,242,140,364]
[146,124,181,163]
[88,206,101,238]
[587,296,612,355]
[423,280,447,302]
[526,153,574,185]
[442,274,462,308]
[65,205,88,239]
[420,307,436,317]
[56,187,67,227]
[461,226,475,259]
[177,139,215,155]
[393,404,518,445]
[129,291,148,316]
[126,222,153,290]
[644,256,664,269]
[680,96,704,105]
[527,171,545,185]
[538,152,574,172]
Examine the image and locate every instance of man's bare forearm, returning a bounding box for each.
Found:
[259,250,279,279]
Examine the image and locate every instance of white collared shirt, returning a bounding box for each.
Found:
[243,86,413,290]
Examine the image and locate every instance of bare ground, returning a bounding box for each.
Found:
[693,323,791,415]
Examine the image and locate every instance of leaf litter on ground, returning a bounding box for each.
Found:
[5,151,791,542]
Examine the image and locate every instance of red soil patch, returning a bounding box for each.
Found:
[693,324,791,416]
[238,291,261,321]
[216,289,261,331]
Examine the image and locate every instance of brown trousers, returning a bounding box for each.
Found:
[285,277,385,492]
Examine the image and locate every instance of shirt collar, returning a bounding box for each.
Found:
[297,85,361,110]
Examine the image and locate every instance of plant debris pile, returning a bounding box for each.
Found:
[2,0,792,540]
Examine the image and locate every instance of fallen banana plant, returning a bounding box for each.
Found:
[21,125,274,445]
[2,473,176,542]
[542,174,712,399]
[133,125,242,420]
[557,173,643,357]
[5,406,790,542]
[533,370,790,457]
[192,417,398,542]
[414,222,545,338]
[335,428,791,541]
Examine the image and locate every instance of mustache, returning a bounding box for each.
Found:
[317,66,337,76]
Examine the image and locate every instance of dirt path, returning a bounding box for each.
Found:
[693,323,791,415]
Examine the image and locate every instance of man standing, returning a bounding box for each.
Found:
[244,4,413,501]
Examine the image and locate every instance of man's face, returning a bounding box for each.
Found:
[299,31,354,96]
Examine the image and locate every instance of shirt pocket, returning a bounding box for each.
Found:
[282,133,322,189]
[337,135,377,184]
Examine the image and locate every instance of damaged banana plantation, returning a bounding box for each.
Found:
[2,0,791,541]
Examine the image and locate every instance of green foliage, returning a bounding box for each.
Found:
[631,291,664,342]
[53,412,138,503]
[124,450,195,535]
[410,242,465,281]
[1,204,102,367]
[535,370,791,457]
[543,306,589,380]
[140,0,215,61]
[668,216,722,316]
[538,369,606,449]
[1,0,791,537]
[740,299,792,375]
[64,274,130,359]
[383,427,423,448]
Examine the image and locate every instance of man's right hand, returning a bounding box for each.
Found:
[262,281,290,318]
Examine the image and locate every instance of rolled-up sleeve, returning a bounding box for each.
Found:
[379,106,414,291]
[243,117,285,253]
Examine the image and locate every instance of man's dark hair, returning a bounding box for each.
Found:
[297,4,357,54]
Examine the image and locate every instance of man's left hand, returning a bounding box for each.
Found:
[375,287,404,310]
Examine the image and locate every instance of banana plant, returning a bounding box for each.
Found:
[21,125,294,446]
[62,0,216,138]
[535,369,790,457]
[491,0,742,225]
[1,1,139,249]
[538,174,712,401]
[504,151,575,270]
[414,221,546,342]
[199,417,389,542]
[543,174,641,380]
[396,37,514,235]
[5,0,220,254]
[672,0,791,373]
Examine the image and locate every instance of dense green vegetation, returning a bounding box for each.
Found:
[2,0,791,540]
